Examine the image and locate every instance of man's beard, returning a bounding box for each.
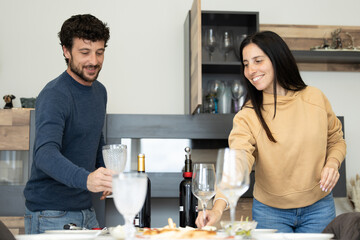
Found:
[69,60,101,83]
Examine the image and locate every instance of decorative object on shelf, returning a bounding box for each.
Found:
[204,28,217,61]
[311,28,359,51]
[220,30,234,61]
[3,95,15,109]
[348,174,360,212]
[20,97,36,108]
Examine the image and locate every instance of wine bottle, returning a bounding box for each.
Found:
[134,153,151,228]
[179,147,198,227]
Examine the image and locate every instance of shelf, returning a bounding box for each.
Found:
[202,61,241,74]
[201,50,360,74]
[293,50,360,64]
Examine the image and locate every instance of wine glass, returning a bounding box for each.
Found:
[191,163,216,227]
[216,148,250,236]
[231,80,245,112]
[204,28,217,61]
[234,34,247,60]
[112,173,148,240]
[102,144,127,174]
[220,31,234,61]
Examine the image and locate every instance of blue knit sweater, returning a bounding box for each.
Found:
[24,71,107,211]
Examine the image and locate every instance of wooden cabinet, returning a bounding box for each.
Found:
[184,0,259,114]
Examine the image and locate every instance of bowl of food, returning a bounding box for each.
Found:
[220,219,258,237]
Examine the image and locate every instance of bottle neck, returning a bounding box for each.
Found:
[138,154,145,172]
[183,172,192,178]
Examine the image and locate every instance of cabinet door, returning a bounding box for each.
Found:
[190,0,202,114]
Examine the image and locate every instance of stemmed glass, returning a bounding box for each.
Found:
[204,28,217,61]
[216,148,250,236]
[191,163,216,227]
[220,31,234,61]
[231,80,245,112]
[102,144,127,174]
[112,173,148,240]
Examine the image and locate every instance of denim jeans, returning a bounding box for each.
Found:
[252,193,335,233]
[24,207,99,234]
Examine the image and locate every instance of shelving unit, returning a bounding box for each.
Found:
[293,50,360,64]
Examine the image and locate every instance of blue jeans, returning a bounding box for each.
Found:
[252,193,335,233]
[24,207,99,234]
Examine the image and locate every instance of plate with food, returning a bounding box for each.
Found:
[134,218,220,239]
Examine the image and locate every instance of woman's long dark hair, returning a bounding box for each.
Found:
[239,31,307,142]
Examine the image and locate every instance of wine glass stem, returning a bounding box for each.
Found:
[209,53,213,61]
[230,204,236,236]
[124,215,136,240]
[202,201,207,227]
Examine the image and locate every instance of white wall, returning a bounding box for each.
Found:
[1,0,359,178]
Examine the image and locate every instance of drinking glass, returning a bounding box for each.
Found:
[204,28,217,61]
[102,144,127,174]
[216,148,250,236]
[234,34,247,60]
[220,31,234,61]
[231,80,245,112]
[112,173,148,240]
[191,163,216,227]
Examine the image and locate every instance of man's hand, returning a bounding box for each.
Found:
[320,158,340,192]
[100,191,112,200]
[87,167,115,193]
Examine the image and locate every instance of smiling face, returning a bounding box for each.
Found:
[63,37,105,86]
[242,43,276,94]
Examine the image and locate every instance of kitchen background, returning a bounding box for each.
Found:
[0,0,359,211]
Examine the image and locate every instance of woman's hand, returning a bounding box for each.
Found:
[195,209,223,229]
[320,158,340,192]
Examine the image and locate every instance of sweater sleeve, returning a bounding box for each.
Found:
[323,93,347,167]
[34,89,89,190]
[228,111,257,174]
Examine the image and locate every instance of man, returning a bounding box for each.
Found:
[23,14,114,234]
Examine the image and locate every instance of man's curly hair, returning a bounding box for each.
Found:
[58,14,110,64]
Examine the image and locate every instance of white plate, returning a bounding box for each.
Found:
[252,233,334,240]
[16,233,97,240]
[252,229,278,233]
[45,230,101,235]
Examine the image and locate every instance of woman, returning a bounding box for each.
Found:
[196,31,346,233]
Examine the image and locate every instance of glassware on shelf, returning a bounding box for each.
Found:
[191,163,216,227]
[216,148,250,236]
[234,34,248,60]
[112,173,148,240]
[220,31,234,61]
[217,81,232,114]
[231,80,246,112]
[204,28,217,61]
[102,144,127,174]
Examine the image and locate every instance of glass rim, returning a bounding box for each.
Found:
[102,144,127,150]
[112,172,147,179]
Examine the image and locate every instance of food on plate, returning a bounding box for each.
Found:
[221,216,257,236]
[142,218,217,239]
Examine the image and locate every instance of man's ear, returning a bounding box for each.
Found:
[63,45,71,59]
[3,96,5,100]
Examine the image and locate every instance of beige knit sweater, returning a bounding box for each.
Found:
[227,86,346,209]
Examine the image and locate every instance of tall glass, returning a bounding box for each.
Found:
[102,144,127,173]
[191,163,216,227]
[216,148,250,236]
[112,173,148,240]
